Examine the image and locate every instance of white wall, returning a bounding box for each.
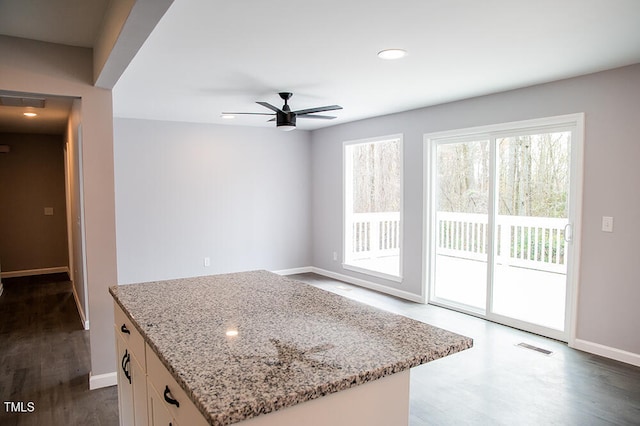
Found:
[65,98,89,328]
[114,118,312,284]
[0,35,118,379]
[310,64,640,359]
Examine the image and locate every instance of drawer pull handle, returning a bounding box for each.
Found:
[121,324,131,334]
[164,385,180,407]
[121,349,132,384]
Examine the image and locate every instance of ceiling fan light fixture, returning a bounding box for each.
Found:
[377,48,407,60]
[225,92,341,130]
[23,112,38,117]
[276,109,296,130]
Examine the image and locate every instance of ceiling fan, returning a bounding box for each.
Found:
[223,92,342,131]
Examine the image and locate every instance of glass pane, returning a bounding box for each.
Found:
[492,132,570,330]
[433,140,489,311]
[345,139,401,277]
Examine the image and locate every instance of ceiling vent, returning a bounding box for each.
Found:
[0,95,46,108]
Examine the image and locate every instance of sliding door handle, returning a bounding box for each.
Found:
[564,223,573,243]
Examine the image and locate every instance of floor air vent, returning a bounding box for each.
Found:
[517,342,553,355]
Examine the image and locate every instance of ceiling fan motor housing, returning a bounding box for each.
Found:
[276,110,296,128]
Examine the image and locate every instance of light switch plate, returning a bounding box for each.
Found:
[44,207,54,216]
[602,216,614,232]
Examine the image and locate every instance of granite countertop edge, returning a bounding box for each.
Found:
[108,273,473,426]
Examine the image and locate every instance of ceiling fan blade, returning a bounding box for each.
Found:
[294,105,342,115]
[297,114,336,120]
[222,112,274,116]
[256,101,282,113]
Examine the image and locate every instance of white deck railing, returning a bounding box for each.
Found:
[348,211,567,273]
[350,212,400,260]
[437,212,568,273]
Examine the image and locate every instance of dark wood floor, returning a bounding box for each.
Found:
[0,274,118,426]
[292,273,640,426]
[1,272,639,425]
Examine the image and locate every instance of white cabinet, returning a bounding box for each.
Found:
[114,303,148,426]
[145,343,208,426]
[116,333,135,425]
[114,302,207,426]
[148,383,175,426]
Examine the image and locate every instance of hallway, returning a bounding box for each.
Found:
[0,273,118,425]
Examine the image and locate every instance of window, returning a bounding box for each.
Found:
[344,135,403,281]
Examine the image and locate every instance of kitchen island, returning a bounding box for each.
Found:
[110,270,472,425]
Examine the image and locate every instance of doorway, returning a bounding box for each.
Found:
[424,114,584,341]
[0,90,88,328]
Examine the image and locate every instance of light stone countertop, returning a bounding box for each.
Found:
[109,270,473,425]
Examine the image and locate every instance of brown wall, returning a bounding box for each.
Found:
[0,133,69,273]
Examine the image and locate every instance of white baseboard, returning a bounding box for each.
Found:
[571,339,640,367]
[1,266,69,279]
[274,266,425,303]
[311,267,425,303]
[272,267,313,276]
[71,282,89,330]
[89,371,117,390]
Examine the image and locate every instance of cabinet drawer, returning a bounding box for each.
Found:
[148,380,176,426]
[146,343,208,426]
[114,302,146,370]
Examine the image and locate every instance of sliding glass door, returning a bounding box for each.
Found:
[432,139,489,312]
[492,132,571,330]
[425,115,583,341]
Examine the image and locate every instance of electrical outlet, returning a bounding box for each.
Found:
[203,257,211,267]
[332,252,338,261]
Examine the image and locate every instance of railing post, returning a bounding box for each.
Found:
[370,215,381,258]
[497,216,511,266]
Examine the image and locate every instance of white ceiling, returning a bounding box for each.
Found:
[113,0,640,130]
[0,0,108,134]
[1,0,639,133]
[0,0,109,48]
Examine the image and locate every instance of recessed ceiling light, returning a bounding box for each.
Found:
[377,49,407,60]
[23,112,38,117]
[221,114,235,119]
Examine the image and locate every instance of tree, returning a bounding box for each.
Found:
[437,131,570,218]
[352,140,400,213]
